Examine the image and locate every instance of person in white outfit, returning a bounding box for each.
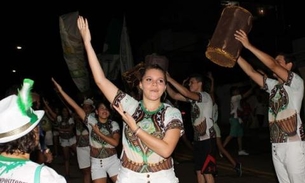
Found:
[235,29,305,183]
[77,16,184,183]
[0,78,66,183]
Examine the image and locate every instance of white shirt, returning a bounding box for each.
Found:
[0,155,66,183]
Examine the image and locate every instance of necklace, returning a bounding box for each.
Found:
[140,101,164,113]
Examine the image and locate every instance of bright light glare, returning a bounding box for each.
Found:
[258,7,265,16]
[16,46,22,50]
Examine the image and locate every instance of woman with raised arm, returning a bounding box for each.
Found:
[77,16,184,183]
[52,78,120,183]
[235,29,305,183]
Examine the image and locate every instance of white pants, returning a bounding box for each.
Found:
[116,166,179,183]
[272,141,305,183]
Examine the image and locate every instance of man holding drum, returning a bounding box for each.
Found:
[235,29,305,183]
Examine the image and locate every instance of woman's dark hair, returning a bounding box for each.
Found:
[95,100,111,111]
[140,64,167,84]
[0,130,37,154]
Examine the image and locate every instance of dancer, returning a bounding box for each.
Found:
[222,84,253,156]
[77,15,184,183]
[52,78,120,183]
[166,72,216,183]
[207,72,242,177]
[235,29,305,182]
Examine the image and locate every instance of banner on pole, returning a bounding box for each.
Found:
[59,11,90,93]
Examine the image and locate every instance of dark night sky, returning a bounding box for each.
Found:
[2,1,167,98]
[2,1,305,99]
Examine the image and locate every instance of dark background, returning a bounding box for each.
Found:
[2,1,304,100]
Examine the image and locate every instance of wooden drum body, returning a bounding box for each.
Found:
[205,6,253,68]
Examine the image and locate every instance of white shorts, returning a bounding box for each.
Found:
[44,130,53,146]
[91,154,120,180]
[59,136,76,147]
[116,166,179,183]
[76,146,91,169]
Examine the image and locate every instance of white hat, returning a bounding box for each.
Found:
[82,98,94,108]
[0,79,44,143]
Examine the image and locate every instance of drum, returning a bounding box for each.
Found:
[205,6,253,68]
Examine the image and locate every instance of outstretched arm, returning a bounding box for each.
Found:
[235,29,289,82]
[166,83,187,102]
[77,16,118,104]
[42,98,56,121]
[166,73,198,101]
[51,78,86,121]
[236,56,264,88]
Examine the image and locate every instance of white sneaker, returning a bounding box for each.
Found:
[238,150,249,156]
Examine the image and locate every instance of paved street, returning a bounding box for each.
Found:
[173,127,278,183]
[50,127,279,183]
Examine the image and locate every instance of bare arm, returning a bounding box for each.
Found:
[42,98,57,120]
[51,78,86,120]
[235,29,289,82]
[236,56,264,88]
[77,16,118,104]
[167,73,199,101]
[113,104,181,158]
[166,83,187,102]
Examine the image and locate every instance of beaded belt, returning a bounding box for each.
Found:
[121,153,173,173]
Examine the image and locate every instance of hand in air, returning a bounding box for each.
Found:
[234,29,251,49]
[77,16,91,43]
[51,77,62,91]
